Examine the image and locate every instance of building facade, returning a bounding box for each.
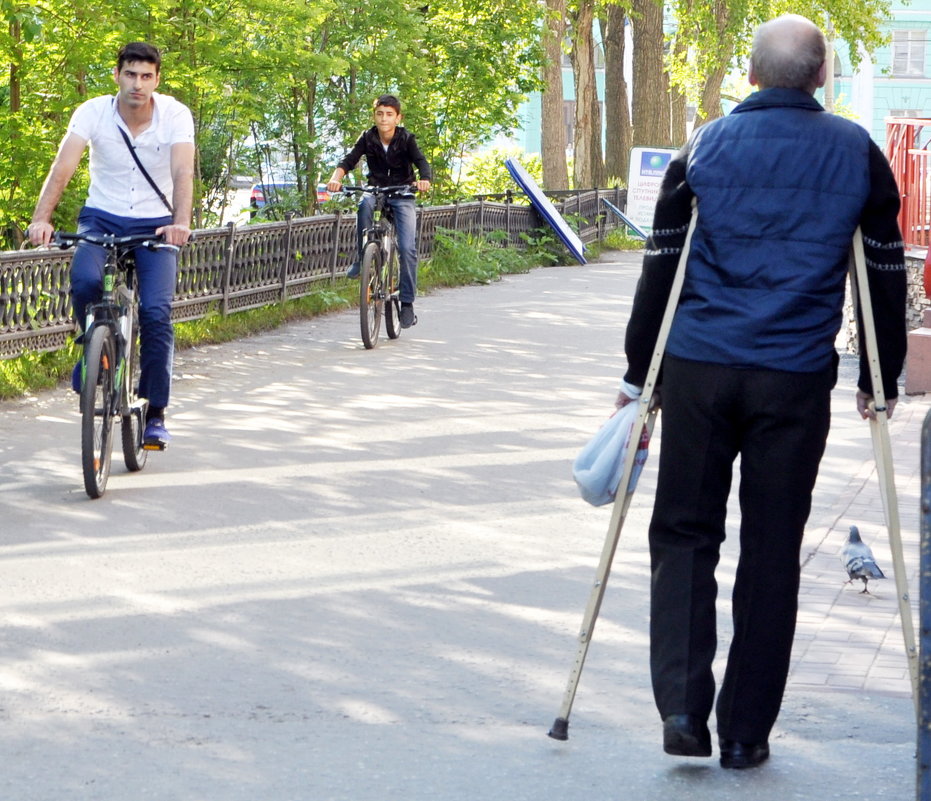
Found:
[835,3,931,146]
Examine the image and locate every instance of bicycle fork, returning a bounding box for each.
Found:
[114,283,147,419]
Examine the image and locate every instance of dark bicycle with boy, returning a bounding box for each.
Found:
[341,184,419,349]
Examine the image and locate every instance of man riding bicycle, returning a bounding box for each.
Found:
[327,94,431,329]
[27,41,195,449]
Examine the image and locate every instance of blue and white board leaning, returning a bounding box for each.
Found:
[505,157,586,265]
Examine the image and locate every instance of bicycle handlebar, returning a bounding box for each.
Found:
[340,185,416,198]
[52,231,180,253]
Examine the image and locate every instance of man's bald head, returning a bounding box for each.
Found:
[749,15,826,94]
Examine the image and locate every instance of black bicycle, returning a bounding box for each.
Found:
[343,185,415,349]
[53,231,178,498]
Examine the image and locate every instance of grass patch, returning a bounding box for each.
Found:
[602,227,647,251]
[0,343,80,400]
[172,284,355,349]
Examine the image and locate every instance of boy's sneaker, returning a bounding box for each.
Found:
[400,304,417,329]
[71,361,82,393]
[346,262,360,279]
[143,418,171,450]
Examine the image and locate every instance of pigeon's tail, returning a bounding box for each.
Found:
[845,555,886,580]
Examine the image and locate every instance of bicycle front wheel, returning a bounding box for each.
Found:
[384,244,401,340]
[121,318,148,472]
[81,325,117,498]
[360,240,384,349]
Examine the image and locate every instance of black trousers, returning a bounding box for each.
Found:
[648,355,835,743]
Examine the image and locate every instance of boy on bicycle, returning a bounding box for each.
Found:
[327,94,431,328]
[27,42,195,449]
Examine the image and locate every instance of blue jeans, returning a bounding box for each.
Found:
[357,194,418,304]
[71,207,176,409]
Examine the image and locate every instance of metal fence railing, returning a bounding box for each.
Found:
[886,117,931,250]
[0,188,628,360]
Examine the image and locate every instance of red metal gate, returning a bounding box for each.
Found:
[886,117,931,249]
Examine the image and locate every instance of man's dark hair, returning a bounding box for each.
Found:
[117,42,162,74]
[750,15,825,94]
[374,94,402,114]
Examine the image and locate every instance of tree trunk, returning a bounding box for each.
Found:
[541,0,570,190]
[669,33,688,145]
[694,60,730,128]
[570,1,603,188]
[588,72,607,188]
[631,0,670,147]
[692,5,734,128]
[9,18,20,114]
[601,6,631,183]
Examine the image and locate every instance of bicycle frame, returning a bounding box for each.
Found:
[367,198,396,288]
[60,234,144,415]
[85,265,129,411]
[353,184,414,266]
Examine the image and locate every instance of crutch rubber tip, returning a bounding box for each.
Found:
[548,717,569,740]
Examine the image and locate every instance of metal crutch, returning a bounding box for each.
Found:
[849,228,919,715]
[549,201,699,740]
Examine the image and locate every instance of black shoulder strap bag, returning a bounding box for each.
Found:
[117,126,174,215]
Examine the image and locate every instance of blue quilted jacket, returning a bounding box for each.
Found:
[666,88,872,372]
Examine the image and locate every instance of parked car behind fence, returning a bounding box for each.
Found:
[249,182,331,218]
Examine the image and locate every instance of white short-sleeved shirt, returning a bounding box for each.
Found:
[67,92,195,219]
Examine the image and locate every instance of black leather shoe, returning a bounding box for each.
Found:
[663,714,712,757]
[719,738,770,769]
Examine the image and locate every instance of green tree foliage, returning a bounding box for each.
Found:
[457,146,543,196]
[390,0,546,187]
[668,0,894,122]
[0,0,545,245]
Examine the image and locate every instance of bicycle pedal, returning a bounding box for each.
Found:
[142,440,168,451]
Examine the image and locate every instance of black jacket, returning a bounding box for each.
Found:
[337,126,431,187]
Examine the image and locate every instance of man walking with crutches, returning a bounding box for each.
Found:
[616,14,907,769]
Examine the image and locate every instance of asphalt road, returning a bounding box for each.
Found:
[0,253,919,800]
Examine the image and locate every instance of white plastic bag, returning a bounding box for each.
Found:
[572,403,650,507]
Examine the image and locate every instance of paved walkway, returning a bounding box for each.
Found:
[0,252,924,800]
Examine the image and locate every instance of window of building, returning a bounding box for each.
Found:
[560,36,606,70]
[892,30,925,77]
[889,109,922,119]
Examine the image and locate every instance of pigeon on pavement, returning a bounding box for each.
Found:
[842,525,886,594]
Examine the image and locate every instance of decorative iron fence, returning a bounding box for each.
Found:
[0,189,627,359]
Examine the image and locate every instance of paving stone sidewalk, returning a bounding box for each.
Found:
[0,251,925,800]
[791,391,925,701]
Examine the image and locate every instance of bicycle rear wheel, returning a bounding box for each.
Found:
[360,240,384,349]
[121,318,148,472]
[81,325,116,498]
[384,245,401,340]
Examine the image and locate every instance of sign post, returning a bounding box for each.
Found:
[626,147,678,236]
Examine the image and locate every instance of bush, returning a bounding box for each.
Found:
[0,343,80,400]
[420,227,560,288]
